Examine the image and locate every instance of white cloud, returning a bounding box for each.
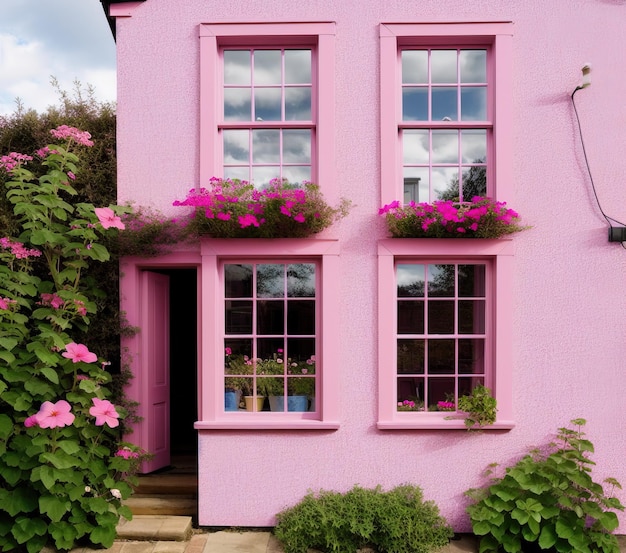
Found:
[0,0,116,115]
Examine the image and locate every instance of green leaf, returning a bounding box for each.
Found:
[38,466,56,490]
[41,451,78,470]
[50,520,78,550]
[597,510,619,532]
[40,367,59,384]
[57,440,80,456]
[90,523,117,547]
[39,495,70,523]
[538,524,557,549]
[12,516,47,544]
[0,414,13,440]
[0,337,18,351]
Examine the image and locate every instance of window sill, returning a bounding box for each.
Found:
[195,419,340,431]
[377,417,515,431]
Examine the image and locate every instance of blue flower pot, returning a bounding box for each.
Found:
[224,391,239,411]
[269,395,309,412]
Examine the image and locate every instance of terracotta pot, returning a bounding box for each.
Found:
[244,396,265,412]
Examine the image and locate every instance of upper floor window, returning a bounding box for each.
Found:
[222,48,314,186]
[200,23,337,202]
[401,48,489,203]
[380,22,513,207]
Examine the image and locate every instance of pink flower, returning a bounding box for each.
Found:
[293,213,305,223]
[24,415,39,428]
[225,347,232,355]
[67,171,76,180]
[216,212,231,221]
[0,298,9,310]
[95,207,125,230]
[62,342,98,364]
[115,448,139,459]
[50,125,94,147]
[89,398,120,428]
[35,400,75,428]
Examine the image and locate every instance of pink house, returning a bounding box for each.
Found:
[102,0,626,531]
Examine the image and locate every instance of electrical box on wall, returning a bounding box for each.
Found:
[608,227,626,242]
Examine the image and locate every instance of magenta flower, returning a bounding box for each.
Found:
[35,400,75,428]
[24,415,39,428]
[49,125,94,147]
[216,212,231,221]
[293,213,306,223]
[225,347,232,355]
[62,342,98,364]
[89,398,120,428]
[115,448,139,459]
[95,207,125,230]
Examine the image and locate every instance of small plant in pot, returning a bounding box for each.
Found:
[456,383,497,430]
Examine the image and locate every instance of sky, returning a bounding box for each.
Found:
[0,0,116,116]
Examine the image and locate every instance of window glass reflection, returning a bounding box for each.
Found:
[432,167,458,200]
[285,50,311,84]
[282,166,311,185]
[252,167,280,188]
[252,129,280,163]
[461,87,487,121]
[283,130,311,163]
[459,50,486,83]
[254,50,281,85]
[431,50,457,83]
[287,264,316,297]
[402,50,428,83]
[397,264,425,297]
[224,50,250,85]
[257,264,284,298]
[403,170,429,203]
[432,87,457,120]
[402,88,428,121]
[255,88,281,121]
[432,130,458,163]
[285,88,311,120]
[223,129,249,164]
[225,264,253,298]
[397,339,425,374]
[461,130,486,163]
[427,265,455,297]
[403,129,429,164]
[224,89,251,121]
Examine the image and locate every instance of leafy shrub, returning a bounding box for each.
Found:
[465,419,624,553]
[274,484,453,553]
[0,127,138,552]
[457,384,498,430]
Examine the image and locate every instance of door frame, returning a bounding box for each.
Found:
[119,251,202,471]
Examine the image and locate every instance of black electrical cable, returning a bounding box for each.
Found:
[571,86,626,248]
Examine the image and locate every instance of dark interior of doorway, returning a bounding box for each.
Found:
[157,268,197,457]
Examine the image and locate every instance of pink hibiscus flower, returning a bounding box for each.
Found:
[94,207,125,230]
[89,398,120,428]
[35,400,75,428]
[62,342,98,364]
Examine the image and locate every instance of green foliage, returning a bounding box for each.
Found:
[0,127,141,551]
[465,419,624,553]
[457,384,498,430]
[274,484,454,553]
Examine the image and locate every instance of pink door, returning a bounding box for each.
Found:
[140,271,171,473]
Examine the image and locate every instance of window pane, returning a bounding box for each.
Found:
[254,88,281,121]
[459,339,485,374]
[258,338,284,361]
[285,50,311,84]
[252,167,280,187]
[461,130,487,163]
[282,166,311,185]
[225,264,253,298]
[432,130,458,163]
[428,300,454,334]
[285,87,311,120]
[432,87,457,120]
[287,300,315,334]
[397,377,424,409]
[461,167,487,200]
[402,50,428,83]
[432,167,458,200]
[252,129,280,163]
[225,300,252,334]
[460,50,486,83]
[458,264,486,297]
[224,50,250,85]
[428,339,455,374]
[427,377,455,410]
[397,339,424,374]
[403,129,429,164]
[287,263,316,297]
[403,169,429,203]
[397,264,425,297]
[402,88,428,121]
[223,129,249,164]
[461,87,487,120]
[224,88,251,121]
[257,264,284,298]
[287,337,315,361]
[458,300,485,334]
[283,130,311,163]
[254,50,281,85]
[224,338,252,358]
[427,265,455,297]
[431,50,457,83]
[459,377,484,397]
[257,300,284,334]
[398,301,424,334]
[224,166,250,182]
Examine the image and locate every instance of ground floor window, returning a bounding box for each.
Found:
[396,261,490,412]
[223,262,318,413]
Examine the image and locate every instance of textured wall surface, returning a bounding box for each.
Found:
[114,0,626,530]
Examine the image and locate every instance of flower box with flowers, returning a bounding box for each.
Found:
[174,177,350,239]
[379,197,527,239]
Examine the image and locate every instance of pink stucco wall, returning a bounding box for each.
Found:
[113,0,626,530]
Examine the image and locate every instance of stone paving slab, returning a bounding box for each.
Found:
[116,516,193,542]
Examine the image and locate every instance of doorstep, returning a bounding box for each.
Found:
[116,515,194,541]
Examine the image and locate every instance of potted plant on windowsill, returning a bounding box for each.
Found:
[173,177,351,239]
[379,197,527,239]
[455,384,497,430]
